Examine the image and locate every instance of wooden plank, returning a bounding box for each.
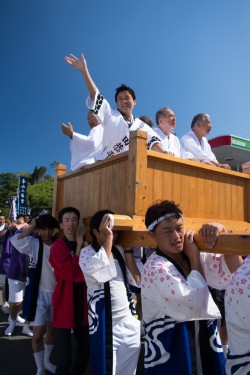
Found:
[52,132,250,241]
[117,231,250,255]
[195,233,250,255]
[126,130,148,216]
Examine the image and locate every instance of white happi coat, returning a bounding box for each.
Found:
[142,252,231,323]
[180,129,218,162]
[70,124,104,170]
[142,251,231,373]
[154,128,181,157]
[225,255,250,375]
[87,92,162,160]
[79,244,142,321]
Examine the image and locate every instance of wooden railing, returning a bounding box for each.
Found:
[52,130,250,253]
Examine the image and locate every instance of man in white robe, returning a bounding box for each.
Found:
[62,111,103,170]
[64,53,164,159]
[154,107,181,157]
[180,113,231,169]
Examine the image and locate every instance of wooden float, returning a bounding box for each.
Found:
[52,130,250,254]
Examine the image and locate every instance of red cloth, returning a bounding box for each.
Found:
[49,239,88,328]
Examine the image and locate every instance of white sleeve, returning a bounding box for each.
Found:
[79,245,117,283]
[146,126,163,150]
[86,92,112,125]
[131,120,162,150]
[10,233,37,257]
[181,134,217,161]
[70,125,104,170]
[170,135,181,157]
[200,252,232,290]
[142,260,221,321]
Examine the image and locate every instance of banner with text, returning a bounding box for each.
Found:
[18,175,28,215]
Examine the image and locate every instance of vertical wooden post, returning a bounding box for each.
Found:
[52,164,67,218]
[126,130,148,217]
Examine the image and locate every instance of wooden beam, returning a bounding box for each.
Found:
[117,231,250,255]
[195,233,250,255]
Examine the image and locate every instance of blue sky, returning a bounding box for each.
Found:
[1,0,250,174]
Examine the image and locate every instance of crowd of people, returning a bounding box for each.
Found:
[62,52,231,172]
[0,203,249,375]
[0,52,249,375]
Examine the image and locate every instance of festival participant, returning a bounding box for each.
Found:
[139,115,154,128]
[62,110,104,170]
[49,207,90,375]
[79,210,141,375]
[11,214,59,375]
[64,53,164,159]
[180,113,231,169]
[154,107,181,157]
[225,255,250,374]
[141,200,242,375]
[0,214,9,314]
[4,215,32,337]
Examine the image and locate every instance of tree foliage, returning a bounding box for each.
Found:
[0,173,18,216]
[0,168,54,217]
[27,180,54,217]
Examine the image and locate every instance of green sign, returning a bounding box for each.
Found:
[231,136,250,151]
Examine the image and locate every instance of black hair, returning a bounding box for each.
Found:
[36,214,59,230]
[58,207,80,223]
[191,113,208,128]
[115,84,136,102]
[145,200,183,232]
[90,209,114,240]
[139,115,154,128]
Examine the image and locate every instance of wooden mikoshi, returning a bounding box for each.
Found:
[52,130,250,255]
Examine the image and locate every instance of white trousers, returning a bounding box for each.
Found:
[112,314,141,375]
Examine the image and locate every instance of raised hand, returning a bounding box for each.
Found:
[99,214,113,237]
[61,122,73,139]
[64,54,87,73]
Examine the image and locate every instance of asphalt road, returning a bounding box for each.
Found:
[0,308,36,374]
[0,293,144,375]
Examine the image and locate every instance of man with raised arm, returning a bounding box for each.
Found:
[64,53,164,159]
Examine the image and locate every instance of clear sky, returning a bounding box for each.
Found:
[2,0,250,174]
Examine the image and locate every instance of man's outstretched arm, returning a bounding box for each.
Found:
[64,53,98,99]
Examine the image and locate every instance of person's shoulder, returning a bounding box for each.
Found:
[202,136,210,144]
[51,238,66,250]
[91,123,104,135]
[173,133,181,142]
[80,244,95,262]
[180,130,193,141]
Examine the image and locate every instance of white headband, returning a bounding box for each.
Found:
[147,212,183,232]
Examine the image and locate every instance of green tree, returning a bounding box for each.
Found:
[0,173,18,216]
[27,180,54,217]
